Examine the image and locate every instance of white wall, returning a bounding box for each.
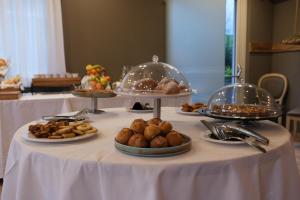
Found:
[166,0,226,102]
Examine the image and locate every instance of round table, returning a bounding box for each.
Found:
[2,107,300,200]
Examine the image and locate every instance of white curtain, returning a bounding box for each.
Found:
[0,0,66,86]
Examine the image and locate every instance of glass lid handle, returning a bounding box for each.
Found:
[152,55,159,63]
[236,64,244,83]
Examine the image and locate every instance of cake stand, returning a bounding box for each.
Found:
[72,89,117,114]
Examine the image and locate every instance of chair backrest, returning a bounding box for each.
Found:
[257,73,288,105]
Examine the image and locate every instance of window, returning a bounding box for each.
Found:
[0,0,66,86]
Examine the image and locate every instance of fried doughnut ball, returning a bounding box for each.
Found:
[133,118,146,124]
[144,125,161,141]
[128,134,148,148]
[150,136,168,148]
[115,128,134,144]
[147,118,162,126]
[159,121,173,135]
[166,131,183,147]
[130,120,146,134]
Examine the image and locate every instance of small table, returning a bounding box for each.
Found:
[2,107,300,200]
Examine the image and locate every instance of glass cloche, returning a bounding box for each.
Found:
[205,83,282,120]
[117,55,191,96]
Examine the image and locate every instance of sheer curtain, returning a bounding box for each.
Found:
[0,0,66,86]
[167,0,226,102]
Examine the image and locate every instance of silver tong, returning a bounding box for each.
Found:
[224,124,269,145]
[200,120,269,146]
[42,108,89,121]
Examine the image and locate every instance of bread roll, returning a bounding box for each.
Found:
[130,120,146,134]
[159,121,173,135]
[128,134,148,147]
[150,136,168,148]
[116,128,134,144]
[147,118,162,126]
[144,125,161,141]
[166,131,183,146]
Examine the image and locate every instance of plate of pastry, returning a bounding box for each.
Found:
[22,121,98,143]
[114,118,191,157]
[127,102,153,113]
[176,102,207,116]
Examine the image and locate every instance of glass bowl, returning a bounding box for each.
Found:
[117,55,191,96]
[205,83,282,120]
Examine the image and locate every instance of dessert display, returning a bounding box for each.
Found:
[117,55,191,96]
[81,64,111,91]
[73,64,115,97]
[115,118,186,148]
[205,83,281,120]
[181,102,207,112]
[72,64,116,114]
[28,121,97,139]
[0,58,8,79]
[117,55,192,119]
[1,75,22,89]
[210,104,271,117]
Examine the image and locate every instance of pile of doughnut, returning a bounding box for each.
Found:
[115,118,184,148]
[29,121,97,139]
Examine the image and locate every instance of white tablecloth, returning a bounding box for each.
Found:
[0,94,190,177]
[2,107,300,200]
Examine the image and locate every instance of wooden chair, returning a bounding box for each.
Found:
[258,73,288,124]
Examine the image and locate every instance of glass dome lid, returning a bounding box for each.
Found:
[117,55,191,96]
[206,83,282,119]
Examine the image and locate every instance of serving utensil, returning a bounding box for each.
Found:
[215,126,266,153]
[200,120,221,139]
[223,123,269,145]
[42,108,89,121]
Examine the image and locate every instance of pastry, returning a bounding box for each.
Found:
[115,128,134,144]
[144,125,161,141]
[147,118,162,126]
[159,121,172,135]
[166,131,183,146]
[134,78,157,91]
[150,136,168,148]
[128,134,148,147]
[163,81,180,94]
[130,120,146,134]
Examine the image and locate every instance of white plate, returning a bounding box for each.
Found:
[127,108,153,113]
[22,131,98,143]
[176,108,204,116]
[199,130,244,145]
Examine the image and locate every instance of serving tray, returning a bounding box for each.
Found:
[114,134,191,157]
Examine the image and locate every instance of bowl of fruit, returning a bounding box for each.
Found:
[72,64,116,98]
